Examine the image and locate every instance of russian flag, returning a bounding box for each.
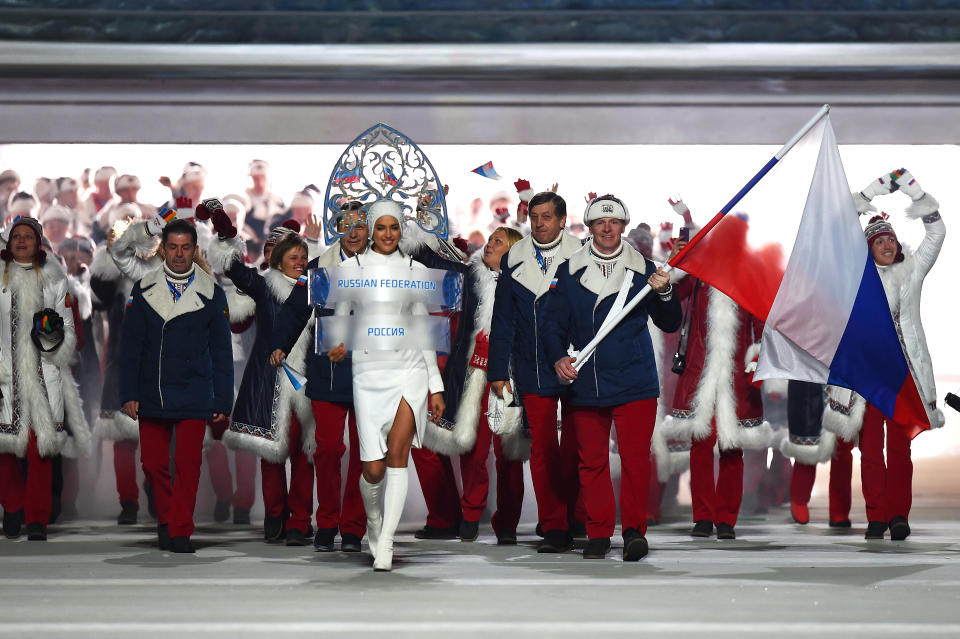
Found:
[671,117,929,437]
[334,166,361,185]
[471,161,501,180]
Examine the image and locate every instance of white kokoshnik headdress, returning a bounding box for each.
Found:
[322,123,451,248]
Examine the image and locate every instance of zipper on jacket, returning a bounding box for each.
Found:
[533,299,541,390]
[592,307,599,395]
[330,360,335,391]
[158,321,166,409]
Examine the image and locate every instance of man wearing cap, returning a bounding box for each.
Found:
[79,167,119,236]
[119,218,234,553]
[39,205,73,246]
[94,174,156,240]
[5,192,37,225]
[488,191,586,552]
[269,190,313,232]
[544,195,680,560]
[245,160,285,241]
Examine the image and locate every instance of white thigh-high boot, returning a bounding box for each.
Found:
[359,475,384,559]
[373,466,408,571]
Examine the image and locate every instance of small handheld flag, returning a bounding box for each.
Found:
[281,360,307,391]
[471,161,501,180]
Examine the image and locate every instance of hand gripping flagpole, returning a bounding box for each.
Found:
[572,104,831,373]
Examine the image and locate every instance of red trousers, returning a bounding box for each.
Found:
[689,422,743,526]
[0,431,52,526]
[459,390,525,533]
[522,393,582,531]
[206,441,257,510]
[860,403,912,522]
[789,437,854,523]
[261,416,314,533]
[571,399,657,539]
[139,418,206,538]
[411,447,462,528]
[312,401,365,536]
[114,440,140,505]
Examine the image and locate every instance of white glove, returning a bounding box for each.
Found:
[860,175,895,200]
[893,169,925,201]
[668,197,690,218]
[146,207,173,236]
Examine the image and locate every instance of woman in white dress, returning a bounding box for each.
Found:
[328,199,445,571]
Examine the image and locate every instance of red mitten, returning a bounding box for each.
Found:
[175,196,194,219]
[515,178,534,224]
[452,236,469,254]
[211,209,237,239]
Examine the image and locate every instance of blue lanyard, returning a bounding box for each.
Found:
[166,271,195,302]
[534,245,547,272]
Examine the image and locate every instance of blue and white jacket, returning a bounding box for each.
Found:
[542,242,682,407]
[119,265,234,420]
[487,232,583,397]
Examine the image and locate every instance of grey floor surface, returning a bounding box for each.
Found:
[2,504,960,638]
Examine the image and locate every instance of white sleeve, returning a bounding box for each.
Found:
[413,301,444,394]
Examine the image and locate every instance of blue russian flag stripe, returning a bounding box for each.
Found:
[826,254,909,419]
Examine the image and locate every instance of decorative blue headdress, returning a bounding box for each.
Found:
[323,123,450,246]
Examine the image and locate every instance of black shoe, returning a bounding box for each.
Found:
[495,530,518,546]
[865,521,887,540]
[535,523,544,538]
[717,523,736,540]
[340,533,362,553]
[157,524,171,551]
[233,507,251,525]
[536,529,573,553]
[569,521,588,540]
[889,516,911,541]
[691,520,713,538]
[413,525,459,540]
[26,522,47,541]
[286,528,308,546]
[313,527,337,552]
[264,515,284,542]
[829,519,853,528]
[213,501,231,523]
[117,501,139,526]
[459,520,480,542]
[622,528,649,561]
[582,537,611,559]
[143,480,156,519]
[171,536,195,553]
[3,509,23,539]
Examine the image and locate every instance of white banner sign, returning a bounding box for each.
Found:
[317,314,451,353]
[307,264,462,312]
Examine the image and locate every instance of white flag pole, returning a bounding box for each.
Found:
[571,104,831,373]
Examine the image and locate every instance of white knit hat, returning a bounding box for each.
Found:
[39,204,72,224]
[584,194,630,224]
[248,159,269,176]
[116,174,141,190]
[365,199,405,231]
[94,166,117,183]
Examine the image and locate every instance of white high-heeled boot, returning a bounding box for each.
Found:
[373,466,408,571]
[359,475,383,559]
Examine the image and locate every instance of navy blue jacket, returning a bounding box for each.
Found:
[542,244,682,407]
[487,233,584,397]
[119,266,234,420]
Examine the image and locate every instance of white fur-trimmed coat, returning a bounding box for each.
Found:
[0,257,90,458]
[421,253,528,461]
[824,212,946,440]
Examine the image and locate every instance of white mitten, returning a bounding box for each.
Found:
[893,169,924,200]
[860,175,895,201]
[146,207,174,236]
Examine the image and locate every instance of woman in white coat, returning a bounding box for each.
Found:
[327,199,446,571]
[824,169,945,541]
[0,217,90,541]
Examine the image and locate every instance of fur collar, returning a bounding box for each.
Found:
[264,267,297,304]
[567,241,647,306]
[469,252,499,335]
[506,232,582,298]
[89,244,124,282]
[139,263,216,321]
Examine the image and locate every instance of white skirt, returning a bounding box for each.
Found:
[352,355,430,462]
